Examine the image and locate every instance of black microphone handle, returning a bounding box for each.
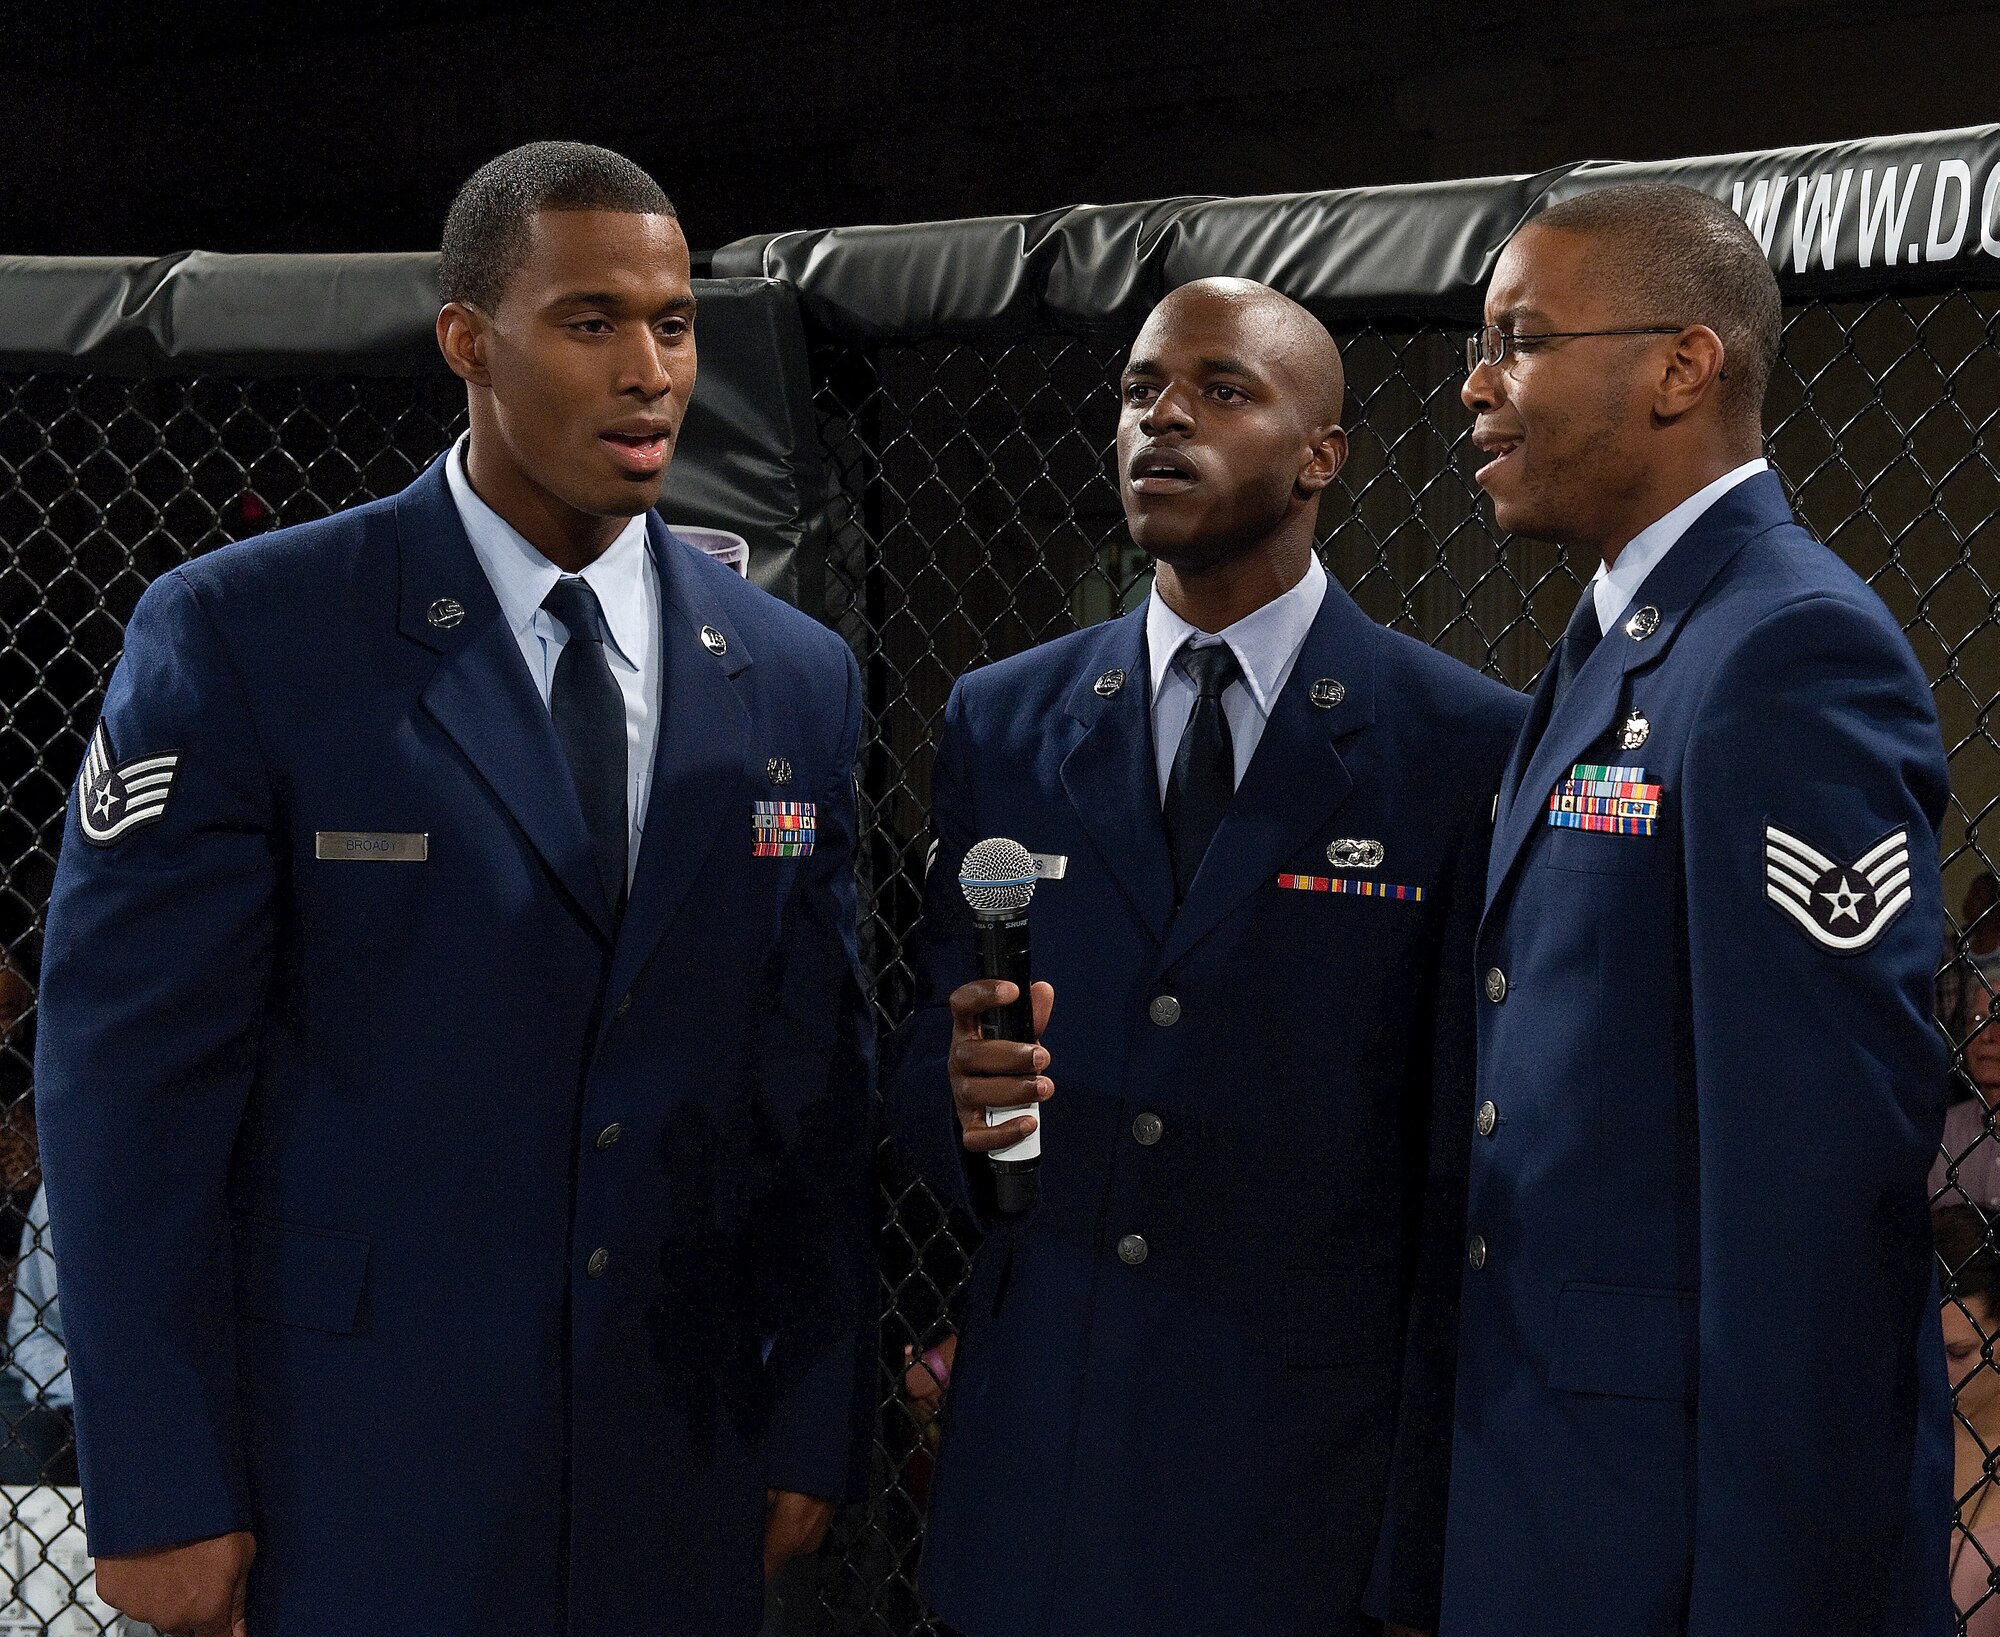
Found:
[971,906,1038,1215]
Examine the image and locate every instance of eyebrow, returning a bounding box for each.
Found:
[1490,304,1548,329]
[546,292,698,316]
[1121,354,1267,380]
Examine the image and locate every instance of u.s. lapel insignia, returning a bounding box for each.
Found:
[1764,823,1912,954]
[700,625,728,656]
[426,597,466,629]
[1625,605,1661,641]
[77,721,182,847]
[1309,678,1345,709]
[1327,838,1383,869]
[1094,669,1126,698]
[1617,711,1650,750]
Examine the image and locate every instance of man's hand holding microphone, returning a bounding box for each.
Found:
[950,837,1055,1213]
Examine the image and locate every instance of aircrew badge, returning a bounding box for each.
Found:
[1327,838,1384,869]
[752,800,816,857]
[1548,763,1659,837]
[77,721,182,847]
[1764,823,1912,953]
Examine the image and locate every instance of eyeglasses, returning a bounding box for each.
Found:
[1465,323,1686,374]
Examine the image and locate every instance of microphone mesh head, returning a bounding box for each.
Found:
[959,837,1038,913]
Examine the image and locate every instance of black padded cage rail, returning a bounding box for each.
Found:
[3,123,2000,1633]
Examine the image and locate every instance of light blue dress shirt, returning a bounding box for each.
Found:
[1589,457,1768,635]
[1145,554,1329,803]
[8,1184,67,1411]
[445,436,662,883]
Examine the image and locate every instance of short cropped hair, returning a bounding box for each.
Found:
[1531,181,1782,426]
[440,141,676,312]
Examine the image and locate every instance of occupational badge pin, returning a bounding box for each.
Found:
[1327,838,1384,870]
[1093,670,1126,698]
[767,757,793,786]
[700,625,728,656]
[426,597,466,629]
[1764,823,1913,954]
[1617,711,1650,750]
[1625,605,1661,641]
[77,721,182,847]
[1309,678,1345,709]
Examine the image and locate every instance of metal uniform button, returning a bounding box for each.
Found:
[1476,1100,1498,1138]
[595,1122,623,1151]
[1116,1233,1149,1266]
[1467,1234,1488,1271]
[586,1248,610,1278]
[1484,967,1508,1004]
[1148,994,1181,1027]
[1132,1112,1164,1146]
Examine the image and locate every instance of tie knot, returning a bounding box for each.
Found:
[1179,640,1242,700]
[542,576,608,644]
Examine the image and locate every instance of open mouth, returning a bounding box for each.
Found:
[1471,430,1521,486]
[601,428,672,474]
[1128,448,1198,495]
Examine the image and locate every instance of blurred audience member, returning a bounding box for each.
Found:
[1936,990,2000,1210]
[0,1183,73,1484]
[1958,873,2000,1041]
[1939,1205,2000,1634]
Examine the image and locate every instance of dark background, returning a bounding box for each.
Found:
[3,0,1992,261]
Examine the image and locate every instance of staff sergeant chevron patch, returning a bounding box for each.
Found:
[76,721,182,847]
[1764,822,1913,954]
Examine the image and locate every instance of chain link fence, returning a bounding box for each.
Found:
[4,224,2000,1634]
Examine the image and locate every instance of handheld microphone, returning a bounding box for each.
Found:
[958,837,1041,1216]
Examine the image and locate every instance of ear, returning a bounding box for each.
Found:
[436,302,493,388]
[1294,423,1350,499]
[1654,324,1727,421]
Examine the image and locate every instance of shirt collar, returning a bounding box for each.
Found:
[1590,457,1768,635]
[1145,553,1328,715]
[445,434,650,669]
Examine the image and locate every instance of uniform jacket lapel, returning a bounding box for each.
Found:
[1157,577,1373,974]
[1484,468,1798,912]
[604,519,753,1010]
[1059,611,1178,947]
[396,456,618,944]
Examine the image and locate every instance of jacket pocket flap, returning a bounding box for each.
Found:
[1547,1282,1695,1402]
[1286,1266,1401,1369]
[232,1217,371,1336]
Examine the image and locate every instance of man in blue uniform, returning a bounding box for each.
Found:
[887,277,1527,1637]
[1443,182,1952,1636]
[34,142,874,1637]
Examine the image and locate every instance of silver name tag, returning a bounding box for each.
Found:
[1030,852,1068,880]
[315,831,429,862]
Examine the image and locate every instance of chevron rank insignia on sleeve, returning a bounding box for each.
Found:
[1763,822,1912,954]
[77,721,182,847]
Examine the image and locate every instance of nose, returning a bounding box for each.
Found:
[1462,357,1503,415]
[621,330,676,402]
[1139,381,1195,437]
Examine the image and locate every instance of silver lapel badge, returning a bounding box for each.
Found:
[1309,678,1346,709]
[700,625,728,656]
[427,597,466,630]
[1327,838,1384,869]
[1625,605,1661,641]
[1093,669,1126,698]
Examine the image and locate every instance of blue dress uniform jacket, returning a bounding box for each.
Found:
[887,578,1528,1637]
[34,455,876,1637]
[1442,471,1954,1637]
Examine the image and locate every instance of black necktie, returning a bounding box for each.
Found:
[1550,589,1605,709]
[542,577,628,919]
[1164,640,1242,905]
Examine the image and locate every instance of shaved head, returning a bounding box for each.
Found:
[1145,277,1346,430]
